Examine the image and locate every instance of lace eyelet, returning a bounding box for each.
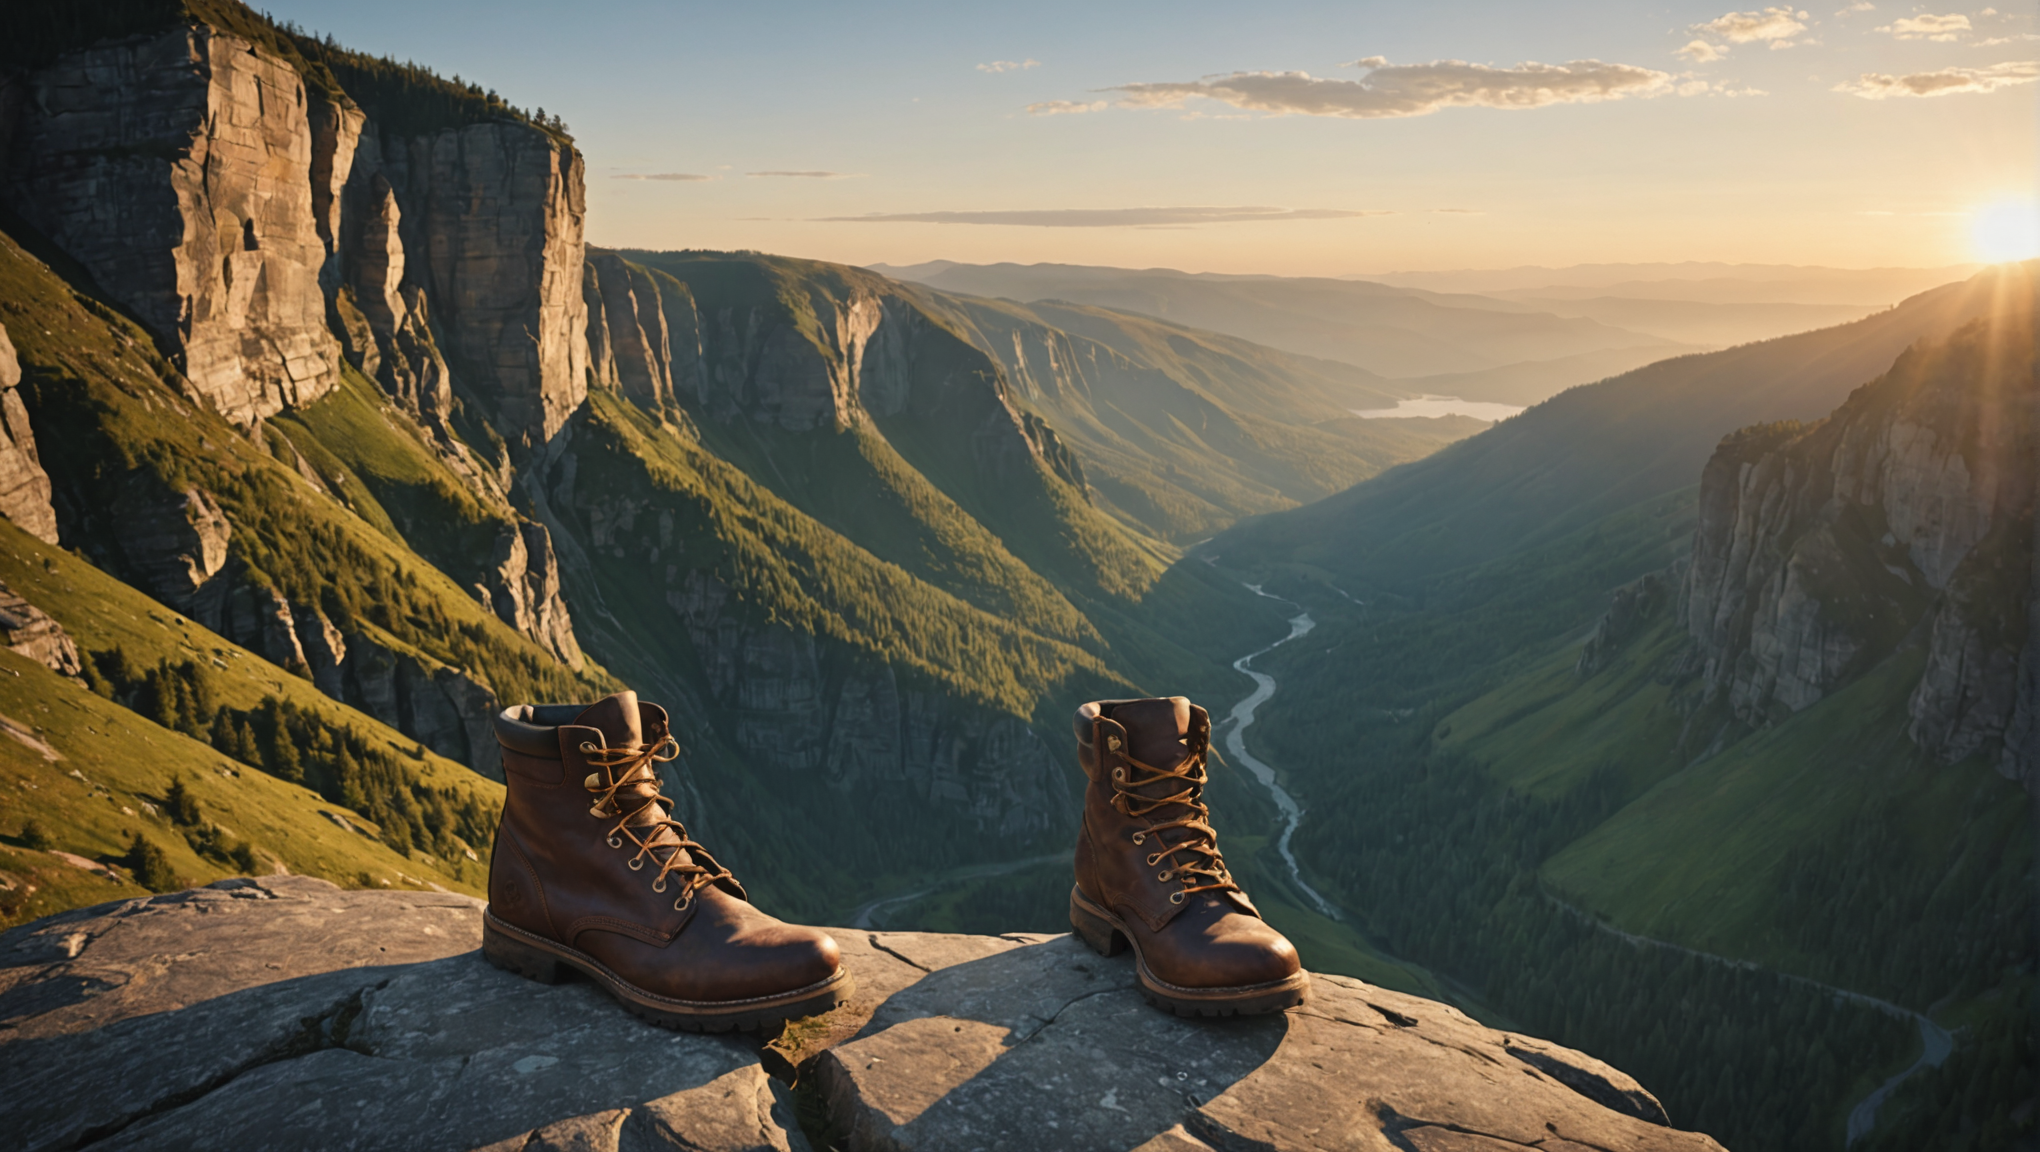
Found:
[1169,891,1186,905]
[1147,852,1163,866]
[627,857,644,871]
[1156,870,1172,882]
[673,895,692,912]
[580,741,599,754]
[652,878,667,893]
[584,773,602,789]
[606,836,623,849]
[1131,832,1145,845]
[588,804,608,819]
[1107,735,1122,751]
[1111,767,1125,782]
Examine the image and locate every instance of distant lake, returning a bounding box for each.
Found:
[1351,395,1525,422]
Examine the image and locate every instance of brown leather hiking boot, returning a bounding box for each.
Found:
[1069,697,1309,1016]
[481,690,852,1031]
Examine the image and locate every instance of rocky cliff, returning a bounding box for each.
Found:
[0,320,55,544]
[0,877,1727,1152]
[1679,307,2038,788]
[1,25,345,424]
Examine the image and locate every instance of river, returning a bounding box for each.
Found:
[1222,584,1344,921]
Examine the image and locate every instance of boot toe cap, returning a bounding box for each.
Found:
[726,921,843,996]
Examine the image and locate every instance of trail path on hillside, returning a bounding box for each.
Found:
[1223,585,1344,921]
[1545,891,1952,1143]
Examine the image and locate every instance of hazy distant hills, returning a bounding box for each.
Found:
[870,260,1692,386]
[1361,261,1979,304]
[872,259,1973,408]
[1215,261,2036,591]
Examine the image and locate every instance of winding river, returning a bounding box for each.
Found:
[1223,584,1344,921]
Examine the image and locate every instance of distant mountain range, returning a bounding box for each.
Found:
[1356,262,1980,304]
[872,260,1974,407]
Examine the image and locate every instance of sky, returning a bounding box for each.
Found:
[263,0,2039,276]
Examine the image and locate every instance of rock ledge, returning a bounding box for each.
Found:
[0,878,1725,1151]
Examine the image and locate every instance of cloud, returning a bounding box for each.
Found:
[1109,57,1675,120]
[814,206,1393,228]
[1835,0,1873,11]
[977,59,1040,73]
[1027,100,1107,115]
[1835,59,2040,96]
[1694,8,1809,43]
[747,170,861,179]
[611,172,714,182]
[1677,39,1728,61]
[1877,13,1971,39]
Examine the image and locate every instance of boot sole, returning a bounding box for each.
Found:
[1069,886,1309,1017]
[481,909,854,1033]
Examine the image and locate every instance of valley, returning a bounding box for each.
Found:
[0,3,2029,1150]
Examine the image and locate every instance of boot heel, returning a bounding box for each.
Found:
[1069,889,1127,957]
[483,917,565,984]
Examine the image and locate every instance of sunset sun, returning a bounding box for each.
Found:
[1971,199,2040,263]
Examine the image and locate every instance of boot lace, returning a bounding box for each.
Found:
[580,733,734,909]
[1107,728,1240,904]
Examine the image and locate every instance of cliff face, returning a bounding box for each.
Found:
[1680,308,2038,787]
[1,27,343,424]
[360,123,588,447]
[662,566,1069,838]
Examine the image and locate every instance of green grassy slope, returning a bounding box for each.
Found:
[0,226,613,714]
[0,517,499,928]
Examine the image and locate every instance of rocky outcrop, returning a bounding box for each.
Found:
[0,877,1725,1152]
[483,519,584,671]
[1,26,343,424]
[0,580,81,679]
[1680,311,2037,785]
[1578,567,1678,678]
[0,322,57,544]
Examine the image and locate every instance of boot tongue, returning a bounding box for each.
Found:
[1113,697,1192,770]
[574,691,644,752]
[575,691,682,851]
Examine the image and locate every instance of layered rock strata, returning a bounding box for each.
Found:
[0,322,57,544]
[0,877,1726,1152]
[1,27,344,424]
[1679,311,2037,787]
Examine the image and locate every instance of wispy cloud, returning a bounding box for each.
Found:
[1877,13,1971,40]
[1834,1,1874,13]
[977,59,1040,73]
[1109,57,1675,120]
[1835,60,2039,96]
[1677,39,1728,62]
[1027,100,1107,115]
[1695,7,1810,43]
[815,206,1393,228]
[612,172,714,182]
[747,170,863,179]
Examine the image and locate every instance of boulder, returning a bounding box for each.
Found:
[0,878,1726,1152]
